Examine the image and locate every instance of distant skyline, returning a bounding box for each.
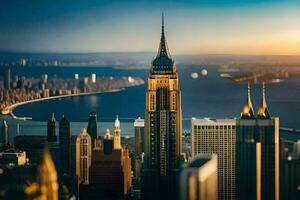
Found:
[0,0,300,55]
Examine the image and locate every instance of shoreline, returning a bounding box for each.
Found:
[3,88,123,120]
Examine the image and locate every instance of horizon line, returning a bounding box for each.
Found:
[0,50,300,57]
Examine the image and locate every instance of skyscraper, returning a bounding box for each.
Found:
[87,111,98,147]
[86,129,132,199]
[47,113,57,142]
[0,120,9,147]
[59,115,71,174]
[103,129,113,155]
[134,117,144,177]
[113,116,122,150]
[37,148,58,200]
[4,68,10,90]
[134,117,145,157]
[142,14,182,200]
[76,128,92,184]
[180,154,218,200]
[236,82,279,200]
[191,118,236,200]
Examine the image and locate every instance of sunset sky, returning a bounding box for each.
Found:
[0,0,299,55]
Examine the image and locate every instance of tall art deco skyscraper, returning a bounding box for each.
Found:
[76,128,92,184]
[142,14,182,200]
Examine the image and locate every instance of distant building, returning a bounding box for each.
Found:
[236,82,279,200]
[134,117,144,177]
[87,134,132,199]
[0,148,27,166]
[59,115,71,174]
[4,68,10,90]
[102,129,113,154]
[191,118,236,200]
[134,117,144,156]
[0,120,9,147]
[14,136,47,164]
[280,156,300,199]
[14,135,60,166]
[47,113,57,142]
[113,116,122,150]
[293,140,300,159]
[37,148,58,200]
[91,73,96,83]
[87,111,98,147]
[180,154,218,200]
[76,128,92,184]
[70,135,77,176]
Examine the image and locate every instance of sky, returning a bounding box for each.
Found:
[0,0,300,55]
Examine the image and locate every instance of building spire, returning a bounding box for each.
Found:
[51,112,55,121]
[156,12,171,59]
[151,12,175,73]
[115,115,120,128]
[241,81,255,119]
[257,81,271,119]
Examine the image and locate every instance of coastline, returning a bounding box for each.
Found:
[4,88,123,120]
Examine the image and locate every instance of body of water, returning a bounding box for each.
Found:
[1,65,300,141]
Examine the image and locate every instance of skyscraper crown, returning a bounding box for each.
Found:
[151,13,175,74]
[241,81,255,119]
[257,82,271,119]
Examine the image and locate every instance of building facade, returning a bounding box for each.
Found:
[87,130,132,200]
[113,116,122,150]
[0,120,9,147]
[180,154,218,200]
[191,118,236,200]
[142,14,182,200]
[134,117,144,177]
[47,113,57,142]
[87,111,98,147]
[59,115,71,174]
[236,82,279,200]
[76,128,92,184]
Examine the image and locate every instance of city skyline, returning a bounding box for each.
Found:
[1,0,300,55]
[0,2,299,200]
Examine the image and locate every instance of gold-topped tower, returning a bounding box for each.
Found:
[257,81,270,119]
[241,81,255,119]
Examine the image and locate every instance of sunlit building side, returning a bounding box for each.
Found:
[113,116,122,150]
[180,154,218,200]
[76,128,92,184]
[191,118,236,200]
